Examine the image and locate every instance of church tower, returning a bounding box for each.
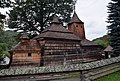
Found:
[68,12,86,39]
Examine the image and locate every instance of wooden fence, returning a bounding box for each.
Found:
[0,56,120,81]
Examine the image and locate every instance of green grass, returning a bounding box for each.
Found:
[95,70,120,81]
[70,72,80,74]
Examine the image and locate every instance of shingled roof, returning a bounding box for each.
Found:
[68,11,84,24]
[81,39,99,46]
[104,45,113,52]
[11,40,40,52]
[51,15,60,24]
[35,15,81,41]
[19,33,29,40]
[11,34,40,52]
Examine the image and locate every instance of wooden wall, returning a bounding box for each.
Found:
[68,23,86,39]
[10,52,41,68]
[81,46,103,61]
[38,39,81,66]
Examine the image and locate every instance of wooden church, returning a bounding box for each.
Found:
[9,34,41,68]
[9,12,102,68]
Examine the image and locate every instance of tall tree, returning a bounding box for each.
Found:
[0,0,12,8]
[0,0,12,30]
[0,13,5,31]
[0,30,18,60]
[107,0,120,56]
[8,0,77,36]
[0,0,13,61]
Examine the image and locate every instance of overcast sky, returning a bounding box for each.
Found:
[76,0,110,40]
[0,0,110,40]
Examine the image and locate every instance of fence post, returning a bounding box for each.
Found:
[80,70,86,81]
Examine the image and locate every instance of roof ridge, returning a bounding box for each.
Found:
[51,15,60,24]
[68,11,84,24]
[34,14,81,41]
[20,33,29,40]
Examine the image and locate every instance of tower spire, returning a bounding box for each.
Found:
[51,15,60,24]
[73,0,77,12]
[73,3,75,12]
[20,33,29,40]
[69,11,84,24]
[68,12,86,39]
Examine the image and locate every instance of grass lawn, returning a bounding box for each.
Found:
[95,70,120,81]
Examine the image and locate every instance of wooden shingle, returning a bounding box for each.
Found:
[35,15,81,41]
[68,11,84,24]
[104,45,113,52]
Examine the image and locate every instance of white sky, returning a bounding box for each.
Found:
[76,0,110,40]
[0,0,110,40]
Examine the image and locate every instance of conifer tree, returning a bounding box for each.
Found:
[107,0,120,56]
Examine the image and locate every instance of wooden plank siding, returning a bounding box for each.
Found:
[38,39,81,66]
[10,52,41,68]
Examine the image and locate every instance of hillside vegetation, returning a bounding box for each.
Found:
[93,35,109,48]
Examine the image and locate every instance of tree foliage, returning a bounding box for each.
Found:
[107,0,120,56]
[0,0,14,61]
[0,13,5,31]
[93,35,110,48]
[8,0,77,36]
[0,30,19,60]
[0,0,13,30]
[0,0,12,8]
[0,43,8,61]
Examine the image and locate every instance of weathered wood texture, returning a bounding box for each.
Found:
[10,34,41,68]
[68,23,85,39]
[0,56,120,77]
[81,46,103,60]
[10,52,41,68]
[0,56,120,81]
[68,12,85,39]
[84,62,120,81]
[38,39,81,66]
[0,73,80,81]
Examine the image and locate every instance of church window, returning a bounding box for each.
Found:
[76,25,78,27]
[28,53,32,57]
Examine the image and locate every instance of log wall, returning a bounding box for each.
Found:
[39,39,81,66]
[10,52,41,68]
[81,46,103,60]
[68,23,85,39]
